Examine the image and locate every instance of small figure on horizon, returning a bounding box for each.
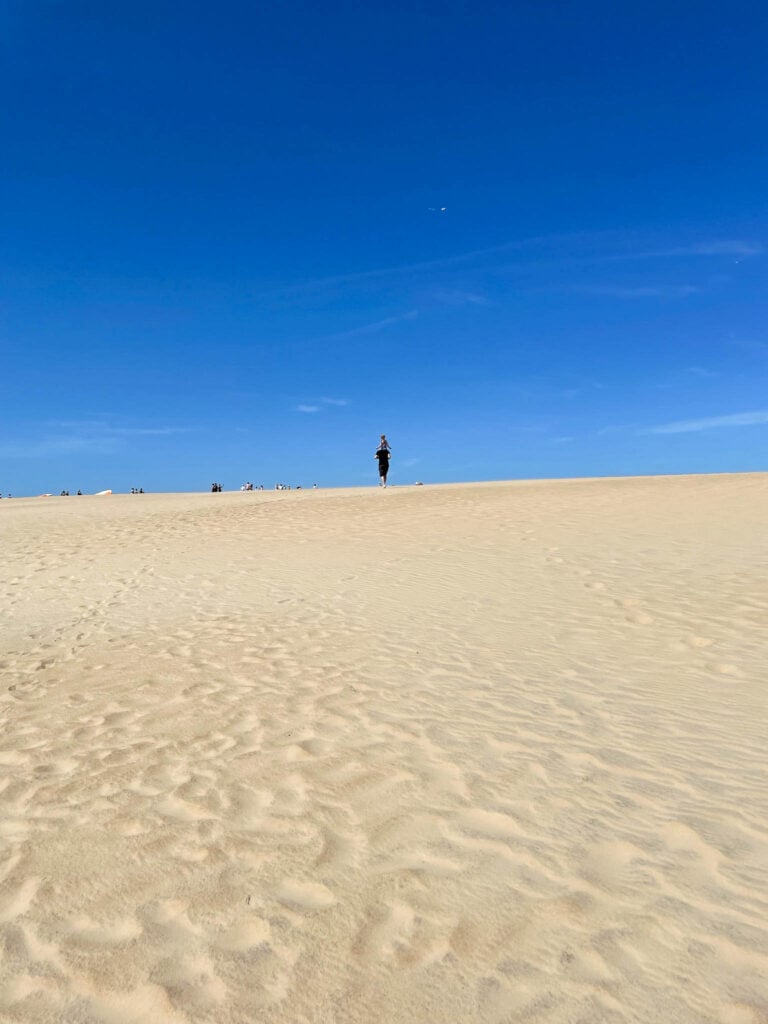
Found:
[375,434,391,487]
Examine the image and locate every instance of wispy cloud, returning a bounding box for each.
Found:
[0,436,119,459]
[48,420,190,436]
[583,240,763,263]
[262,233,762,304]
[432,289,492,307]
[642,410,768,435]
[573,285,699,298]
[107,426,189,436]
[331,309,418,339]
[594,424,627,437]
[493,239,763,278]
[294,397,349,412]
[686,366,718,378]
[672,241,763,257]
[0,421,190,459]
[263,234,579,296]
[485,375,603,402]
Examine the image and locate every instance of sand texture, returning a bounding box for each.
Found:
[1,475,767,1024]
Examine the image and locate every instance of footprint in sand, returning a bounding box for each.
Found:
[717,1001,768,1024]
[0,877,41,923]
[215,916,272,952]
[662,821,722,874]
[151,954,227,1013]
[456,808,523,842]
[355,901,415,963]
[373,849,463,877]
[709,662,742,677]
[0,750,29,767]
[62,913,142,946]
[315,827,366,869]
[154,795,211,822]
[274,878,335,912]
[139,899,203,943]
[625,611,654,625]
[3,921,64,976]
[581,840,646,889]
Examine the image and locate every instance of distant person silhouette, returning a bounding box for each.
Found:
[375,434,391,487]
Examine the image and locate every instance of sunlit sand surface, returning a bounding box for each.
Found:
[1,475,767,1023]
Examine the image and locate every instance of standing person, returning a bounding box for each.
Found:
[375,434,391,487]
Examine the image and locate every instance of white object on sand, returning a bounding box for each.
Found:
[95,490,113,496]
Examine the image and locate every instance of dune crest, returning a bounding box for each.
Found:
[1,476,767,1022]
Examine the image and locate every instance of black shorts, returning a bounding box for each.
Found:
[377,459,389,475]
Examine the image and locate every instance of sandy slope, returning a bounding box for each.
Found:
[0,475,766,1024]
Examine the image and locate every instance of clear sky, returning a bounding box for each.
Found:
[2,1,766,494]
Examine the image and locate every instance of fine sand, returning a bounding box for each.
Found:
[1,475,767,1024]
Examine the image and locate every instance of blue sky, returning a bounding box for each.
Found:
[2,1,766,494]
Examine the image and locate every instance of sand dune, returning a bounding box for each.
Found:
[1,475,767,1023]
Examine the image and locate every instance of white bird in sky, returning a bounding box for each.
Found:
[428,207,447,212]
